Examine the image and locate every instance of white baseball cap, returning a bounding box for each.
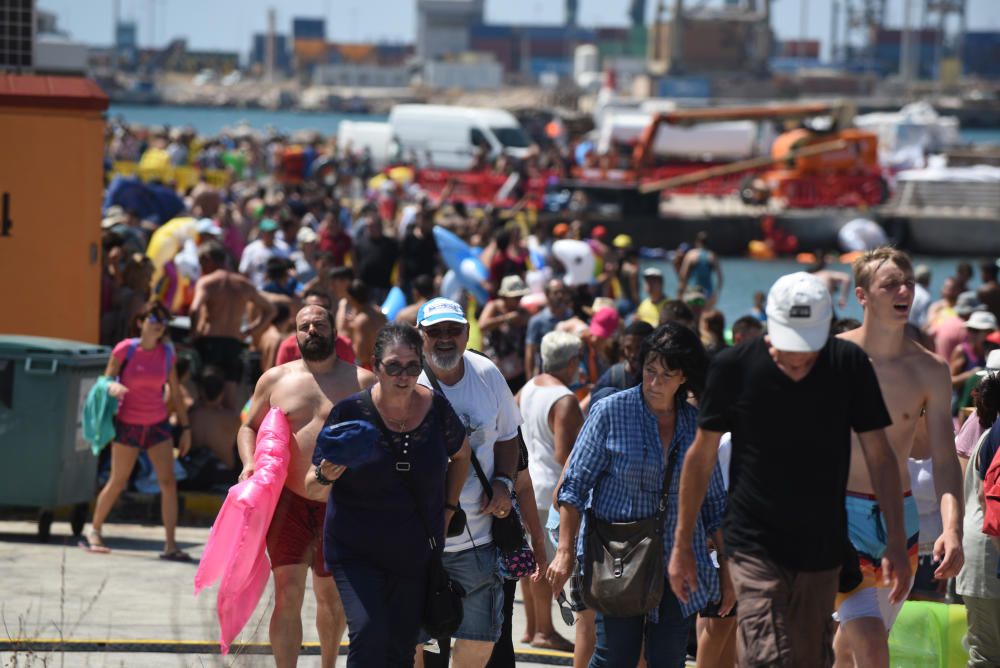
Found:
[977,349,1000,377]
[966,310,998,332]
[765,272,833,352]
[417,298,468,327]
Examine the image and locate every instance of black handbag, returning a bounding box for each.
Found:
[421,360,527,555]
[361,389,465,636]
[581,445,678,618]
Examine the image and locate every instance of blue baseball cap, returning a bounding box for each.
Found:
[313,419,379,469]
[417,297,468,328]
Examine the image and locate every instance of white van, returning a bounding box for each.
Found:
[388,104,532,170]
[337,120,395,169]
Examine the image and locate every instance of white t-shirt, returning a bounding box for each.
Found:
[238,238,290,288]
[419,351,522,553]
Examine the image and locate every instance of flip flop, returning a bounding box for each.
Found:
[78,535,111,554]
[158,549,193,562]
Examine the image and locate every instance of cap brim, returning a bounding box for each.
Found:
[499,290,530,298]
[767,319,829,352]
[419,314,468,327]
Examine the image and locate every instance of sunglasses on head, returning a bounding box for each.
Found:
[424,325,465,339]
[380,361,423,377]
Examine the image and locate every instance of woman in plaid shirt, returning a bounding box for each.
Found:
[547,322,731,667]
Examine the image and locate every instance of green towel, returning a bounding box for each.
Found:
[83,376,118,455]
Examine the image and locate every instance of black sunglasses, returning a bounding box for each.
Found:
[556,590,575,626]
[380,361,423,377]
[423,325,465,339]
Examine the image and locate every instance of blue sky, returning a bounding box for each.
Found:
[39,0,999,61]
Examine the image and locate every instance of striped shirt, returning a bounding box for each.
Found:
[559,385,726,618]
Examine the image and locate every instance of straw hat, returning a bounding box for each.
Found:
[497,275,531,298]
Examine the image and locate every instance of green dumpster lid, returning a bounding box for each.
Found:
[0,335,110,357]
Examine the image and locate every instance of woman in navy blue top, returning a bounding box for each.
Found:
[306,324,471,667]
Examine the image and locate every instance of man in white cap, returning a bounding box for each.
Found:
[636,267,668,327]
[414,297,520,668]
[833,248,963,668]
[668,271,910,668]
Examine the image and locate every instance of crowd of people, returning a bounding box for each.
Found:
[88,128,1000,667]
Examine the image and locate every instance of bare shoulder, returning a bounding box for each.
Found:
[836,329,863,346]
[354,364,377,389]
[260,360,300,387]
[906,339,951,380]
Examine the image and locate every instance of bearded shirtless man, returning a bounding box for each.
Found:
[834,248,964,668]
[238,305,376,668]
[191,242,276,410]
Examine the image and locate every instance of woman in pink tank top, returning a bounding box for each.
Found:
[83,301,192,561]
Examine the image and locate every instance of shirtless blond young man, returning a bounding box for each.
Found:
[191,242,276,409]
[238,305,376,668]
[834,248,964,668]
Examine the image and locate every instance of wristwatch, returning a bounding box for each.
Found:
[493,474,514,495]
[314,463,334,486]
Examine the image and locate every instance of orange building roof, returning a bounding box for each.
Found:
[0,74,108,111]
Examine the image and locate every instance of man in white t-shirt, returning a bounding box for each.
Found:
[239,218,290,289]
[415,297,521,668]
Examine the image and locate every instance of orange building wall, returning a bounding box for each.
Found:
[0,106,105,343]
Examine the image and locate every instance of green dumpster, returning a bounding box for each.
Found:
[0,335,110,539]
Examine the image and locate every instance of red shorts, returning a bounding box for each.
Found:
[266,487,330,577]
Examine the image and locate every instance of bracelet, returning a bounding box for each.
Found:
[445,502,461,512]
[314,463,334,486]
[493,475,514,495]
[178,425,191,431]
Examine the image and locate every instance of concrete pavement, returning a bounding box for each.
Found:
[0,519,577,667]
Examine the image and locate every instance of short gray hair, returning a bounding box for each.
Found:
[541,331,582,373]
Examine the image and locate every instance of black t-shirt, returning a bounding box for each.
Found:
[400,228,438,281]
[698,337,891,571]
[354,234,399,289]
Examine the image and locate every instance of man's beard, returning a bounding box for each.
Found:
[428,347,462,370]
[299,333,335,361]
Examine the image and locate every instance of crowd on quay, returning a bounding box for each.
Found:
[88,120,1000,667]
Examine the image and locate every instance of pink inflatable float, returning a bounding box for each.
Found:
[194,408,292,654]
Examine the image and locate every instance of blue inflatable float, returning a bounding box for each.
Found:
[380,286,406,320]
[433,227,489,304]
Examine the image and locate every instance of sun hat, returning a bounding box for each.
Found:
[589,306,620,340]
[296,225,318,245]
[966,310,998,332]
[612,234,633,249]
[258,218,279,233]
[765,272,834,352]
[977,349,1000,377]
[643,267,663,279]
[417,297,468,327]
[101,205,129,229]
[956,291,984,317]
[313,419,380,469]
[497,275,530,298]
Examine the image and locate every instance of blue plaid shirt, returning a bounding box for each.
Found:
[558,385,727,618]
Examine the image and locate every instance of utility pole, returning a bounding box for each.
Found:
[900,0,913,86]
[830,0,840,64]
[265,7,275,82]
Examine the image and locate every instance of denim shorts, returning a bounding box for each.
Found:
[421,542,503,643]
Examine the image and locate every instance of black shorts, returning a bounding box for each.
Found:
[194,336,244,383]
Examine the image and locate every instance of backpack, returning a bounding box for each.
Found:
[120,338,175,381]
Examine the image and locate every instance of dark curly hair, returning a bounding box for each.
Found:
[638,321,708,403]
[372,324,424,367]
[976,372,1000,429]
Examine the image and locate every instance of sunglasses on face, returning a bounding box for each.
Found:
[146,313,167,325]
[424,325,465,339]
[380,361,423,377]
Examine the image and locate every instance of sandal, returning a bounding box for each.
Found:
[79,530,111,554]
[158,549,194,562]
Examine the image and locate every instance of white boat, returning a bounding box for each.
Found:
[879,163,1000,255]
[854,102,961,169]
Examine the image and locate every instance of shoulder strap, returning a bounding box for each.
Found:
[163,343,175,376]
[360,388,440,550]
[118,338,141,377]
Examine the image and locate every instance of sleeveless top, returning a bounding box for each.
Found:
[520,380,574,512]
